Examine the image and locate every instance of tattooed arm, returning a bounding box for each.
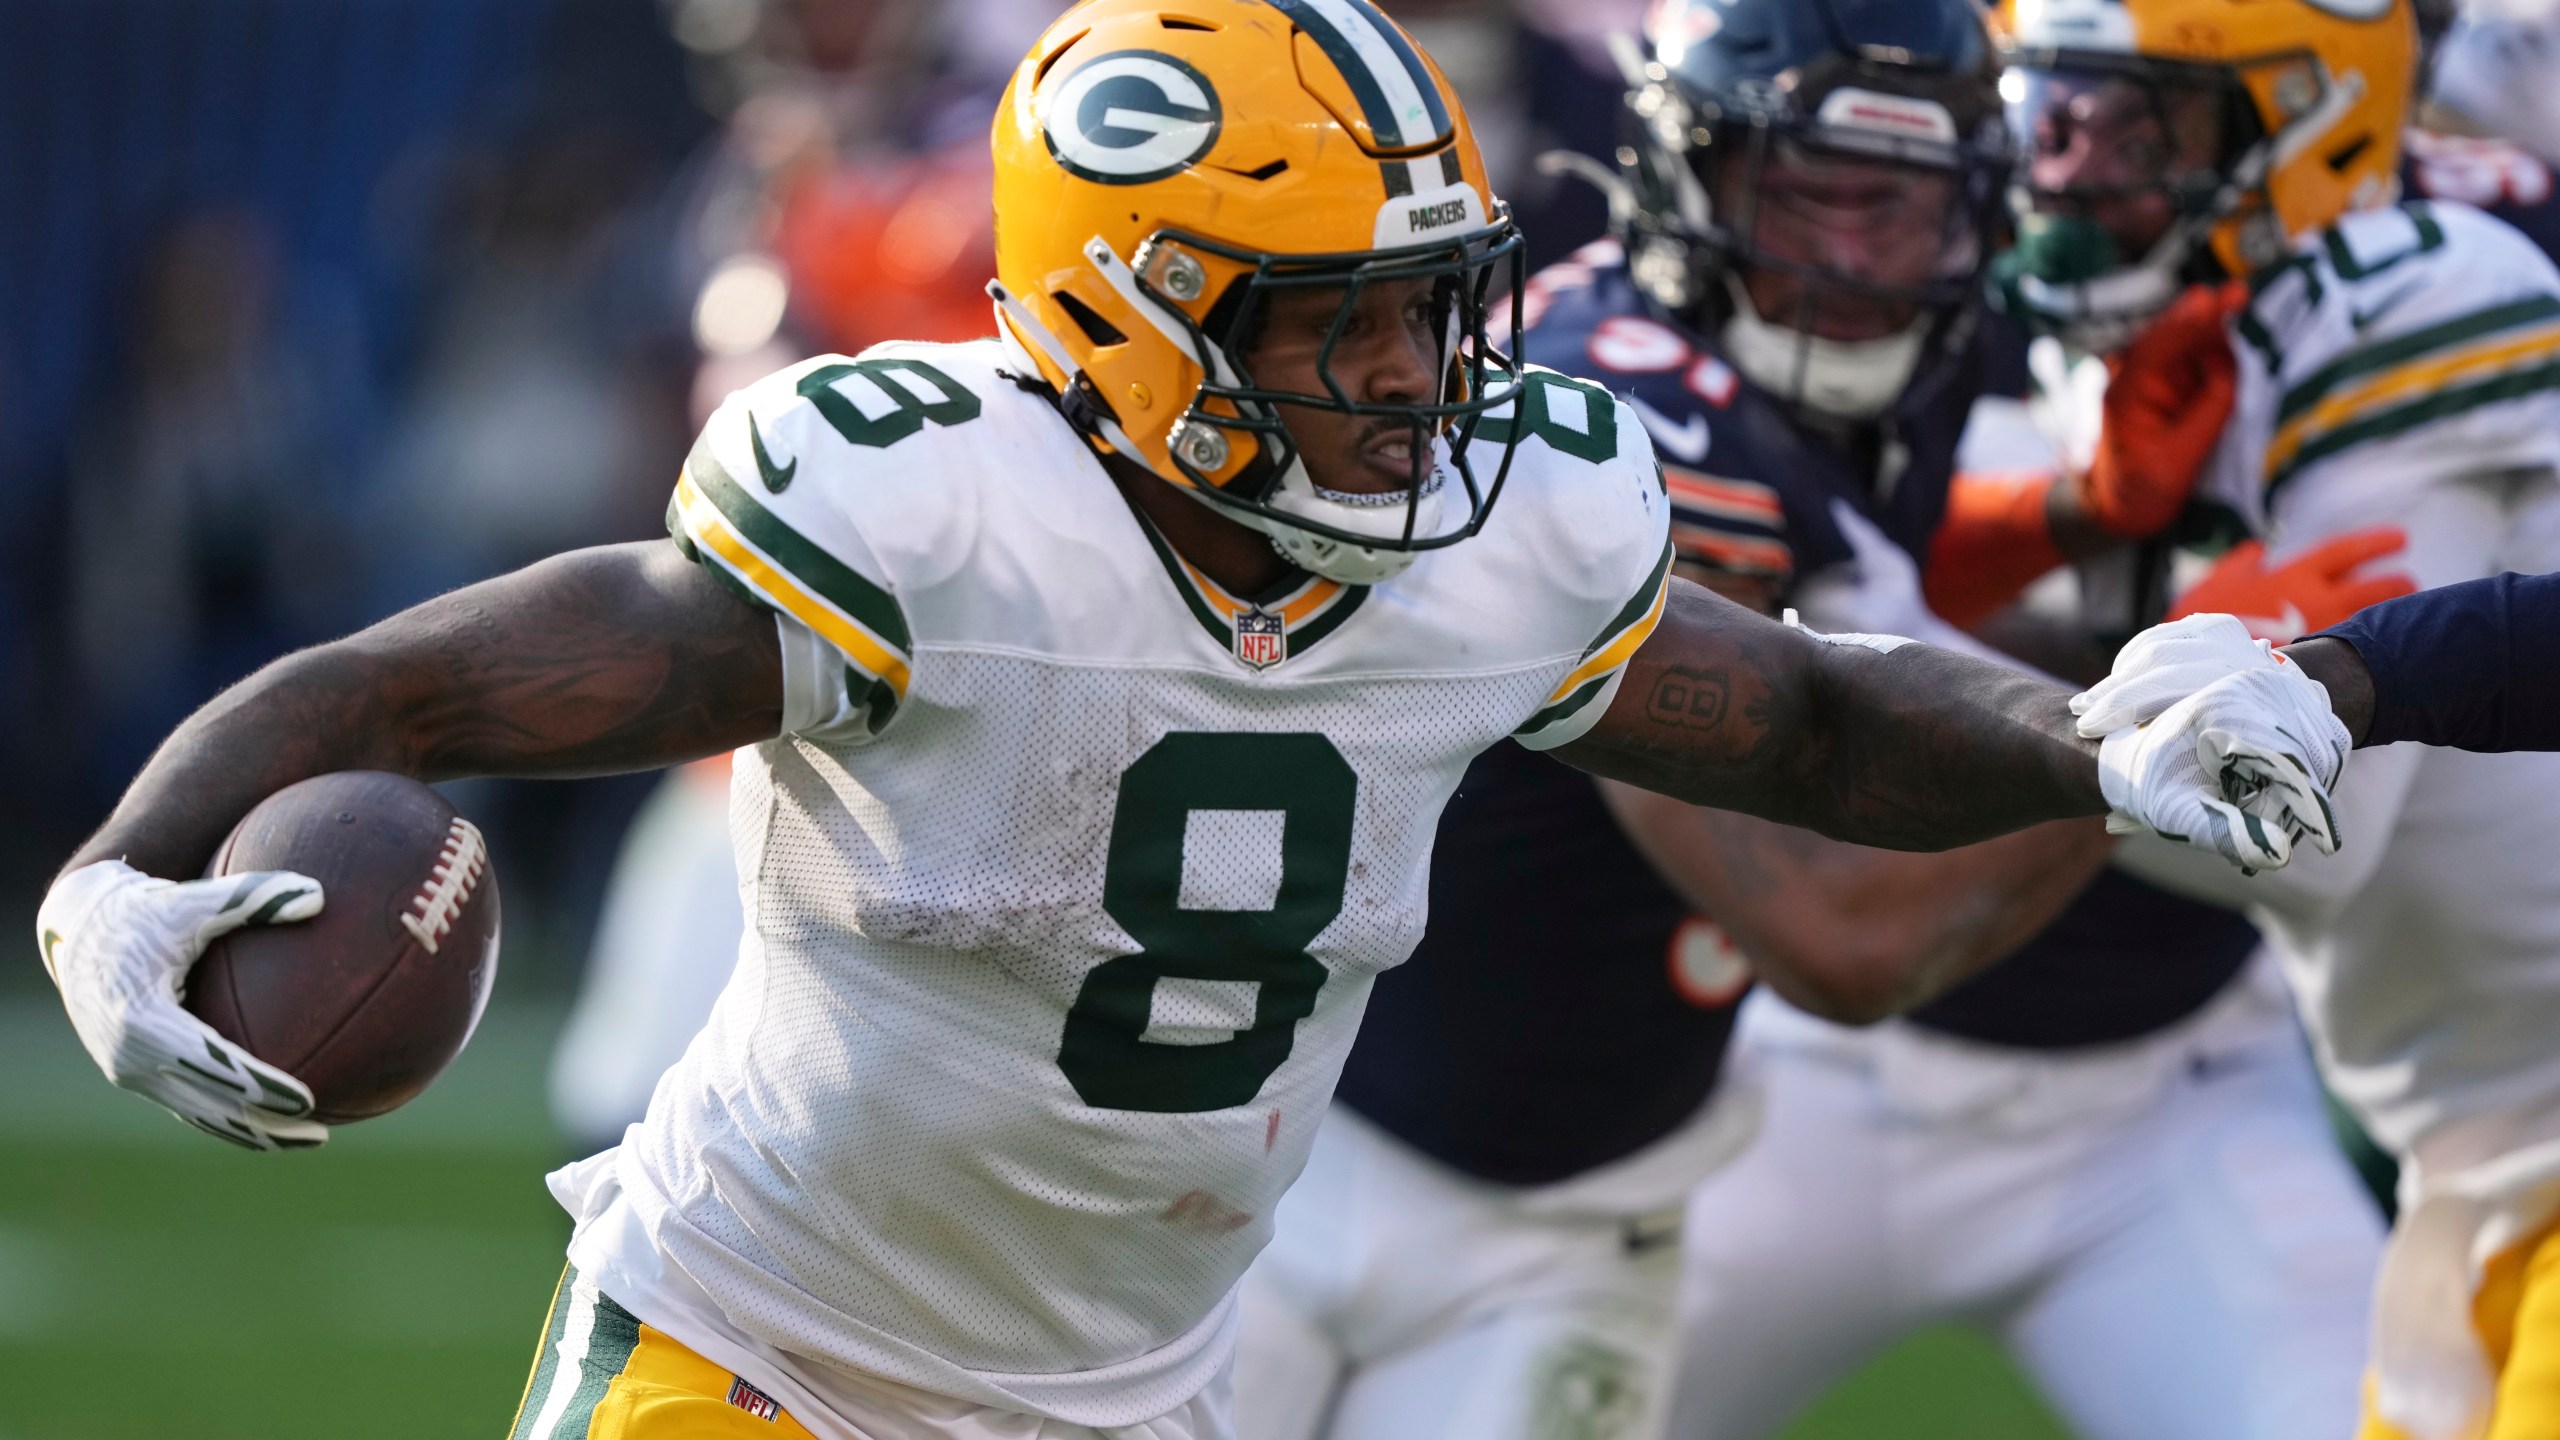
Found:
[1553,579,2108,850]
[69,540,782,880]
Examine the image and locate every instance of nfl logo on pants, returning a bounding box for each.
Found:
[1235,608,1286,670]
[726,1376,781,1421]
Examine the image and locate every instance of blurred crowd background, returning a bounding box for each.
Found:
[0,0,1646,993]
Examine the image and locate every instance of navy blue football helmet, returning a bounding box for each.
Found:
[1608,0,2010,419]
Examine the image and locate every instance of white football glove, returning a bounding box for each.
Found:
[2070,612,2279,735]
[39,860,331,1150]
[2088,665,2350,873]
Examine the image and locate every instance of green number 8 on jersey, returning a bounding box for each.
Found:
[1059,732,1357,1114]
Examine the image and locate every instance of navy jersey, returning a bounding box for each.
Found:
[1519,243,2259,1051]
[1504,243,1980,585]
[2319,570,2560,752]
[1333,741,1746,1186]
[2404,129,2560,261]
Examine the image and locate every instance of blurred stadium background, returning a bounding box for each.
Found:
[0,1,2069,1433]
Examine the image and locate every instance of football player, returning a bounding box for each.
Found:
[1500,4,2396,1439]
[1225,4,2238,1437]
[32,3,2330,1438]
[1987,0,2560,1436]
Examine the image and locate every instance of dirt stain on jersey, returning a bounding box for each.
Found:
[1160,1190,1254,1234]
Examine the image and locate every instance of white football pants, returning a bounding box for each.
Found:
[1236,1097,1751,1440]
[1665,958,2384,1440]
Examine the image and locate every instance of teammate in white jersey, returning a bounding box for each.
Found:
[1986,1,2560,1436]
[32,2,2338,1437]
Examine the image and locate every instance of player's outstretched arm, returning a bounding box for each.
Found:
[68,539,782,882]
[1554,579,2109,852]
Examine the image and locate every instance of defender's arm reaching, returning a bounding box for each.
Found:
[2287,570,2560,753]
[1598,782,2111,1024]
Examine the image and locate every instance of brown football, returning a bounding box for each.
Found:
[185,771,501,1124]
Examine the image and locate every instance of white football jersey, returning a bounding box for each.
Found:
[555,337,1672,1425]
[2141,199,2560,1165]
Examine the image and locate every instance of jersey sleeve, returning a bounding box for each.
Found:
[2317,571,2560,752]
[1512,386,1677,752]
[2261,202,2560,508]
[667,355,940,743]
[1663,465,1794,584]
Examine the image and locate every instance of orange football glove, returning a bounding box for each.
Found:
[2079,281,2247,539]
[1925,469,2067,629]
[2167,527,2418,643]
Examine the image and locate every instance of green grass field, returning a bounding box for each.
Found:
[0,1002,2067,1439]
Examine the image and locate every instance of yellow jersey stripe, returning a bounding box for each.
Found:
[676,476,913,698]
[2267,319,2560,478]
[1541,560,1671,707]
[1277,577,1348,625]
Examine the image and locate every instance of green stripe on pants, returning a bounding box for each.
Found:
[509,1267,642,1440]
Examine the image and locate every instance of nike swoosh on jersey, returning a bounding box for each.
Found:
[750,415,797,494]
[1630,395,1710,464]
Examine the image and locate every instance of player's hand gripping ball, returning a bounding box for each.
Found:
[39,772,501,1148]
[41,861,331,1150]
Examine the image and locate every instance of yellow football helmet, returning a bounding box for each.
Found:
[1998,0,2416,350]
[988,0,1523,583]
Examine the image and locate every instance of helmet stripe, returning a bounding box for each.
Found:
[1266,0,1452,150]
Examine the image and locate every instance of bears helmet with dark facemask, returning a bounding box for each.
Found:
[1611,0,2011,422]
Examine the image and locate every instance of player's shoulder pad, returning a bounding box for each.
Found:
[1484,363,1676,752]
[2242,200,2560,499]
[668,340,1026,731]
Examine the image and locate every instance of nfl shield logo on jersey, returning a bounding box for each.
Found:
[726,1375,782,1420]
[1234,608,1286,670]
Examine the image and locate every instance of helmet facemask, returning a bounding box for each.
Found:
[1995,58,2269,353]
[1699,126,2005,421]
[1617,44,2010,423]
[1095,221,1530,585]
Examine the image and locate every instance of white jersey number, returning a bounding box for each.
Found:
[1059,732,1357,1113]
